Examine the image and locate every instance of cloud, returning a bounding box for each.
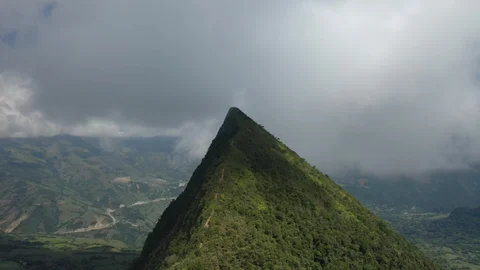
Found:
[42,2,56,18]
[0,72,218,159]
[0,72,58,137]
[0,31,17,48]
[1,0,480,173]
[172,120,220,159]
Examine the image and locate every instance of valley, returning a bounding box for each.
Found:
[0,135,196,248]
[55,196,177,235]
[0,135,196,269]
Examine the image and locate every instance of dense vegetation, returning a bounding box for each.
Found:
[0,135,194,248]
[134,107,436,269]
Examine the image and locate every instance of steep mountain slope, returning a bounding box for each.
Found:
[0,135,194,247]
[134,107,436,269]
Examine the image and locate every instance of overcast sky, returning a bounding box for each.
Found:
[1,0,480,174]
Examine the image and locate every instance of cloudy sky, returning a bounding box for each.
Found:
[1,0,480,174]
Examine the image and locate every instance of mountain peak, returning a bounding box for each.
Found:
[226,106,243,117]
[133,108,436,269]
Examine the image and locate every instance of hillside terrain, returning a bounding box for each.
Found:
[134,107,436,269]
[0,135,195,248]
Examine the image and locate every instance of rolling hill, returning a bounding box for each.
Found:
[133,107,436,269]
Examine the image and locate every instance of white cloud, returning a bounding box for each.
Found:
[0,72,217,159]
[173,120,220,159]
[0,72,59,137]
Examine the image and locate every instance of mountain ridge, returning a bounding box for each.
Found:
[134,107,436,269]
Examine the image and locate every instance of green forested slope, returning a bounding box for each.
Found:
[134,107,437,270]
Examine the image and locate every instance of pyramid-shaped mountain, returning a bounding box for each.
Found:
[133,107,436,269]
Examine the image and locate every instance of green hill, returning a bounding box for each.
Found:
[134,107,437,269]
[0,135,195,248]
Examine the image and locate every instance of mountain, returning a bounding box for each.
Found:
[133,107,436,269]
[0,135,196,248]
[337,169,480,213]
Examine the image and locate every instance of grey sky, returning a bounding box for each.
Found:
[1,0,480,174]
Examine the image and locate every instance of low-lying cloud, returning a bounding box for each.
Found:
[1,0,480,174]
[0,72,218,157]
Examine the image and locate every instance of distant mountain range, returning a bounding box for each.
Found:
[336,169,480,213]
[0,135,197,248]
